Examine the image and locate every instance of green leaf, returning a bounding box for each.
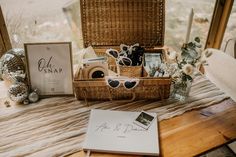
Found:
[195,43,202,48]
[195,37,200,43]
[181,60,187,64]
[186,75,193,81]
[178,63,182,69]
[187,42,194,48]
[182,75,187,82]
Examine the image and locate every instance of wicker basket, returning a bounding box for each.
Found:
[73,0,171,101]
[106,52,143,77]
[74,77,171,101]
[118,65,142,77]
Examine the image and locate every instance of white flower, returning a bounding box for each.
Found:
[182,64,194,75]
[168,51,177,60]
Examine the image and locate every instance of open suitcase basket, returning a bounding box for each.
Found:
[73,0,172,101]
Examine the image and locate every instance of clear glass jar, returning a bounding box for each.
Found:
[172,80,192,101]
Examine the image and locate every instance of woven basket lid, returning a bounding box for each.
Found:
[80,0,165,48]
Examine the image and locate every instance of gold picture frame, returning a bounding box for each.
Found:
[24,42,73,97]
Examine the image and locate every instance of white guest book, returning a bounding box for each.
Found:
[83,109,159,156]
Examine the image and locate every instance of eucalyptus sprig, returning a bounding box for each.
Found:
[181,37,202,66]
[168,37,207,85]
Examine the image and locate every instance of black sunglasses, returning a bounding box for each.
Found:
[106,49,132,66]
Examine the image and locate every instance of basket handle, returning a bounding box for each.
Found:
[82,88,89,106]
[110,92,136,103]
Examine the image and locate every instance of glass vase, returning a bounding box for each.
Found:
[172,80,192,101]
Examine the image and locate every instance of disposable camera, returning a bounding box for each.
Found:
[82,57,108,79]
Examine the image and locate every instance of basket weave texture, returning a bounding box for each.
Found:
[81,0,165,48]
[74,78,171,101]
[74,0,171,101]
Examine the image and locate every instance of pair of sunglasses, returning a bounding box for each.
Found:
[106,49,132,66]
[120,43,140,55]
[106,78,139,90]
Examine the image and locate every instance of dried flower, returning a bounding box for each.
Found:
[168,37,212,100]
[168,51,177,60]
[182,64,194,75]
[166,37,209,83]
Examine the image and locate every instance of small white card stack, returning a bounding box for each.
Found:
[83,109,159,156]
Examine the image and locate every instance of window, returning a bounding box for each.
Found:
[221,1,236,52]
[165,0,215,51]
[0,0,79,63]
[1,0,217,60]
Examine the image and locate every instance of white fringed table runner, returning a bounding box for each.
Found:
[0,76,230,157]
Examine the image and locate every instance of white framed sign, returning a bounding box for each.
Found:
[25,42,73,97]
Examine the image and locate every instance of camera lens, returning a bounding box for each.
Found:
[91,70,105,78]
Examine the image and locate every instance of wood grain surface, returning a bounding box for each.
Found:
[1,81,235,157]
[69,99,236,157]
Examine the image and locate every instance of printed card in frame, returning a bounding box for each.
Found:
[24,42,73,97]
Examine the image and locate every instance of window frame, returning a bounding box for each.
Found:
[205,0,234,49]
[0,6,12,57]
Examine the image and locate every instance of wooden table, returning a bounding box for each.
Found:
[1,82,236,157]
[68,99,236,157]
